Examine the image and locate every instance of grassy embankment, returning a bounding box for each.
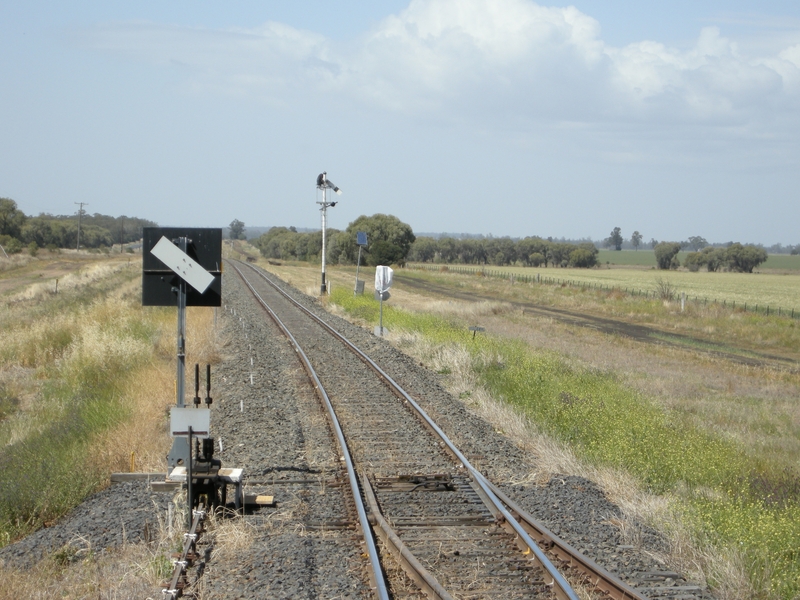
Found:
[0,254,219,595]
[323,270,800,600]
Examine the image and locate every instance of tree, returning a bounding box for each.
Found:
[687,236,708,252]
[549,243,574,267]
[0,198,26,239]
[701,246,726,272]
[254,226,297,259]
[650,238,659,249]
[339,214,415,266]
[408,237,437,262]
[568,243,599,268]
[631,231,642,251]
[725,243,768,273]
[606,227,623,251]
[684,252,703,272]
[229,219,246,240]
[517,237,550,267]
[654,242,681,270]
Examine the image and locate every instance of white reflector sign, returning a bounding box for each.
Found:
[151,236,215,294]
[170,407,210,438]
[375,265,393,294]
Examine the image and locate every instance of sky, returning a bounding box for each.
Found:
[1,1,799,245]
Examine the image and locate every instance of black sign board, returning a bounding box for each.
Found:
[142,227,222,306]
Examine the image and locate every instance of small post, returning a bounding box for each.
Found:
[205,364,212,406]
[193,364,201,406]
[681,292,685,312]
[378,294,384,336]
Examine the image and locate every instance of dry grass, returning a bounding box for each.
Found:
[0,256,225,594]
[89,305,224,475]
[7,260,135,303]
[0,493,186,600]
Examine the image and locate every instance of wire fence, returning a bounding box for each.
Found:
[409,263,800,320]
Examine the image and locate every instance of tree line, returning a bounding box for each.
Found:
[0,198,156,254]
[408,236,600,268]
[657,242,768,273]
[252,215,601,269]
[247,215,776,274]
[252,214,417,267]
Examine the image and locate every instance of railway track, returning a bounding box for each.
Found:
[225,259,655,600]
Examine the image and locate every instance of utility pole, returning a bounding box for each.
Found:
[75,202,88,251]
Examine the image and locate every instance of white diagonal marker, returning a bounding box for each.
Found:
[151,236,215,294]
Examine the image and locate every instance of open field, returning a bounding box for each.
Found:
[410,262,800,316]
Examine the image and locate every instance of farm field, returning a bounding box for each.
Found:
[597,249,800,271]
[410,262,800,315]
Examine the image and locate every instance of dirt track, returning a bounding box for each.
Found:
[393,274,799,372]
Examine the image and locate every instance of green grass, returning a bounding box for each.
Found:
[0,272,164,546]
[598,249,659,266]
[597,250,800,271]
[330,287,800,599]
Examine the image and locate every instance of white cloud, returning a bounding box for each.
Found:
[78,0,800,132]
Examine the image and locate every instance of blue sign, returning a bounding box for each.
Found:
[357,231,368,246]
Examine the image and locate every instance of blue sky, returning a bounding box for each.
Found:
[1,1,799,245]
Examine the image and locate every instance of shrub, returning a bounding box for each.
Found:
[27,241,38,257]
[654,242,681,270]
[529,252,546,267]
[684,252,703,272]
[654,277,676,301]
[2,237,23,254]
[568,244,599,268]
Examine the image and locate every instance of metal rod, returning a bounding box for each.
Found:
[205,364,212,406]
[187,426,193,530]
[194,363,200,406]
[355,245,363,295]
[176,237,188,407]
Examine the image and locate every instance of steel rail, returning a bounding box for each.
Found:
[360,472,455,600]
[229,261,390,600]
[233,261,582,600]
[238,261,651,600]
[481,478,645,600]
